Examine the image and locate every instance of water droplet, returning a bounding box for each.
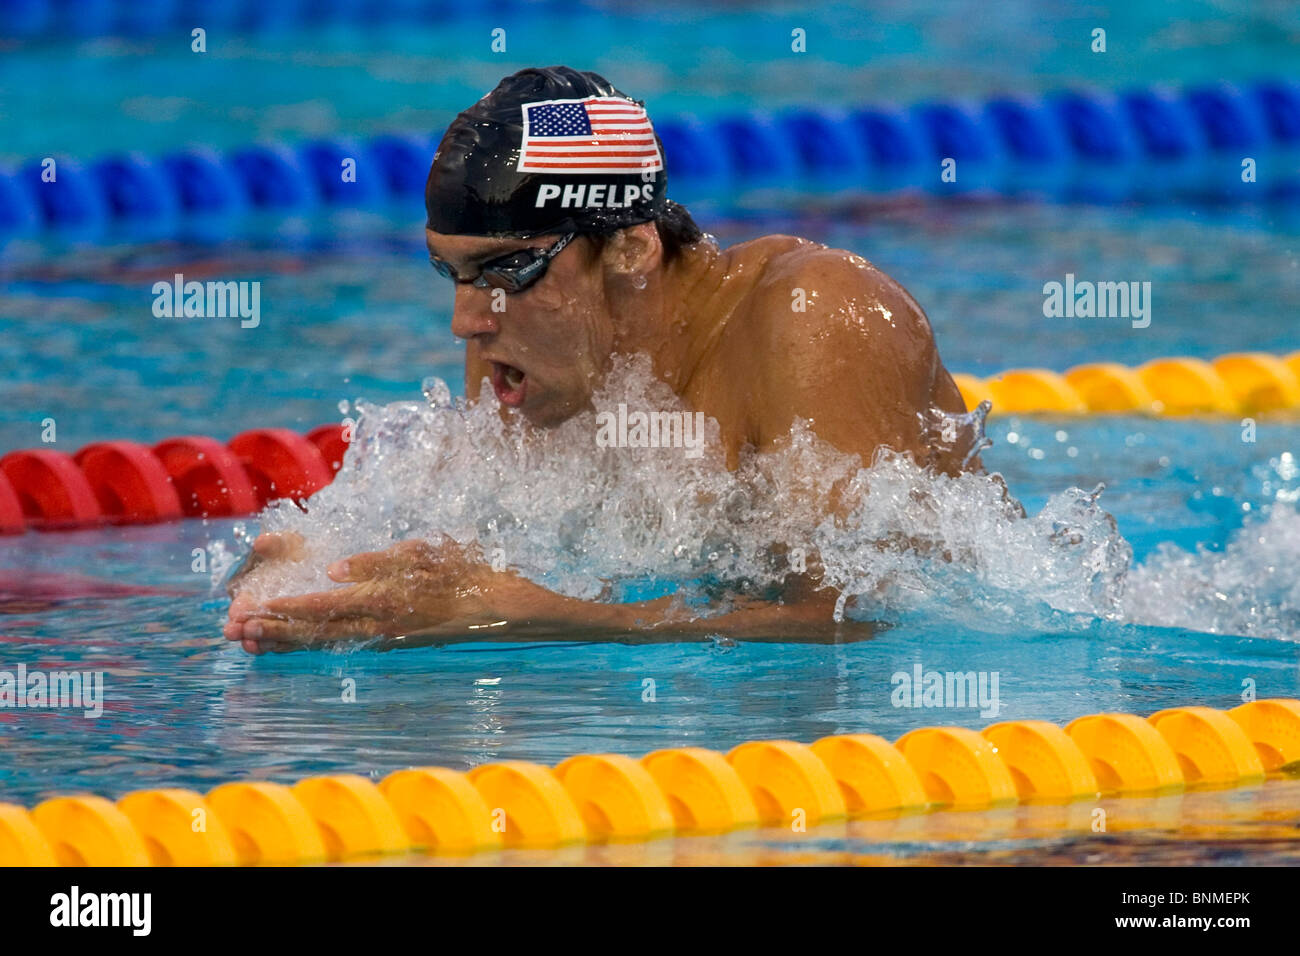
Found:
[421,376,452,408]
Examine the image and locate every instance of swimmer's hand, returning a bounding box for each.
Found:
[224,537,520,654]
[224,535,878,654]
[224,531,313,654]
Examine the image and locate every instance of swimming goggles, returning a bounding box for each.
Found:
[430,231,576,294]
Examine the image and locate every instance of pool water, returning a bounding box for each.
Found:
[5,1,1300,159]
[3,1,1300,863]
[2,209,1299,837]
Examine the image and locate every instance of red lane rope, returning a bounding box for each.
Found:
[0,449,103,530]
[74,441,183,523]
[153,436,260,519]
[0,425,345,534]
[228,429,335,509]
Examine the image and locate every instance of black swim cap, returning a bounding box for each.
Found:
[426,66,669,238]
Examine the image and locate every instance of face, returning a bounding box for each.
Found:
[427,228,617,427]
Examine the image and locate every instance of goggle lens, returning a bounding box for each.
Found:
[432,232,575,295]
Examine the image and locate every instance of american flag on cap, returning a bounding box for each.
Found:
[517,97,665,175]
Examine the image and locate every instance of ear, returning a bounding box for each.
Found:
[599,222,662,276]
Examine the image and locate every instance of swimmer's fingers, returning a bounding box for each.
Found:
[225,551,263,598]
[254,531,307,562]
[231,587,366,626]
[326,538,454,583]
[245,615,386,647]
[222,617,303,654]
[259,592,350,622]
[242,637,299,655]
[227,590,264,623]
[225,532,308,597]
[260,584,400,623]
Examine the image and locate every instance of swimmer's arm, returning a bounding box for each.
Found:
[229,537,872,653]
[394,577,870,646]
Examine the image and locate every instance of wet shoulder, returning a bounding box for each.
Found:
[717,234,827,295]
[722,234,931,348]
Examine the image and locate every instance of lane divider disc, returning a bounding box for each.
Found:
[0,449,102,529]
[1211,352,1300,413]
[1138,357,1238,414]
[1064,713,1185,794]
[205,781,327,865]
[894,726,1018,809]
[228,428,334,508]
[1226,698,1300,771]
[640,747,758,834]
[981,720,1099,801]
[378,767,501,854]
[116,788,237,865]
[726,740,847,826]
[986,369,1087,414]
[73,440,182,523]
[306,423,350,474]
[553,753,676,841]
[466,761,586,849]
[1064,362,1156,413]
[30,795,151,866]
[290,774,409,861]
[0,472,24,534]
[1147,706,1266,786]
[1284,350,1300,387]
[809,733,929,815]
[153,436,259,517]
[0,803,56,865]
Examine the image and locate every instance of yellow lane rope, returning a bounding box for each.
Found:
[3,700,1297,865]
[955,351,1300,416]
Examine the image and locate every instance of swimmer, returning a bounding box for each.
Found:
[224,66,975,654]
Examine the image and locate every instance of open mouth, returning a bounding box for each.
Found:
[490,361,527,407]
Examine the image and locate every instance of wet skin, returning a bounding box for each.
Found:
[224,224,970,653]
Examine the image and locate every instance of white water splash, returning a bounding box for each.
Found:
[235,356,1298,641]
[1121,454,1300,639]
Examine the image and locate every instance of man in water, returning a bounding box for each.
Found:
[225,65,973,654]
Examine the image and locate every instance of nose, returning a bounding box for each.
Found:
[449,285,501,339]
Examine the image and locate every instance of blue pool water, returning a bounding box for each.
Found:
[4,1,1300,159]
[2,1,1300,862]
[2,202,1299,813]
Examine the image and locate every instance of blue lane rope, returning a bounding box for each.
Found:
[3,80,1299,242]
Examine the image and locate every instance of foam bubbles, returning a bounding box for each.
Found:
[1122,454,1300,639]
[237,355,1145,635]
